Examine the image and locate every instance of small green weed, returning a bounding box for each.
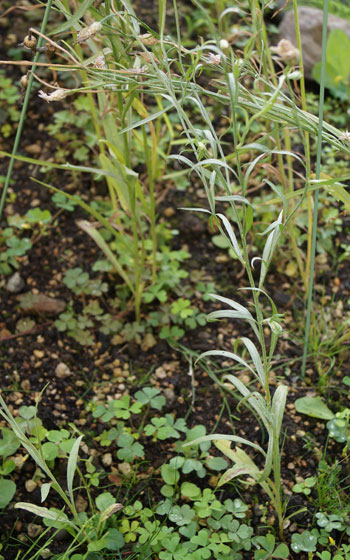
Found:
[0,70,21,138]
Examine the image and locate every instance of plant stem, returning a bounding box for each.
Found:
[0,0,54,222]
[292,0,312,295]
[301,0,329,377]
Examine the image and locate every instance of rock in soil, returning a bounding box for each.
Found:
[55,362,72,379]
[18,292,66,316]
[278,6,350,79]
[6,272,25,293]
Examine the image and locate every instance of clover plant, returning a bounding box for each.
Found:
[252,534,289,559]
[292,476,317,496]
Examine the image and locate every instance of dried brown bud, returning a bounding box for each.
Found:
[22,34,37,51]
[20,74,29,90]
[139,33,159,46]
[75,21,102,44]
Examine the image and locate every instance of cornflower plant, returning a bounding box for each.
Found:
[89,0,350,538]
[112,12,292,540]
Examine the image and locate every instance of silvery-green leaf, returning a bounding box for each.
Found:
[209,294,254,319]
[67,436,83,505]
[208,310,255,323]
[259,211,284,287]
[271,385,288,436]
[218,464,259,485]
[41,483,52,503]
[215,195,251,205]
[197,350,257,380]
[223,374,272,429]
[216,213,244,263]
[183,433,265,455]
[240,337,265,386]
[14,503,76,527]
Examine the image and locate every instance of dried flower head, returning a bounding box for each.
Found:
[207,52,221,65]
[21,34,37,52]
[94,54,107,68]
[20,74,29,90]
[270,39,300,65]
[100,503,123,521]
[75,21,102,44]
[38,88,68,103]
[139,33,159,46]
[340,130,350,143]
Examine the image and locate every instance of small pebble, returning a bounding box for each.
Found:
[20,379,31,391]
[164,387,176,404]
[18,533,28,543]
[25,479,37,492]
[155,366,166,379]
[40,549,53,559]
[102,453,113,467]
[141,332,157,351]
[55,362,72,379]
[111,334,123,345]
[25,144,42,156]
[27,523,43,538]
[215,254,230,263]
[6,272,25,293]
[164,207,175,217]
[75,495,88,513]
[118,462,131,475]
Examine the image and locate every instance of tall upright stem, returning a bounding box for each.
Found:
[301,0,329,377]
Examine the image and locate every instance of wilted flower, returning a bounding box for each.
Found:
[207,52,221,65]
[340,130,350,143]
[38,88,67,103]
[94,54,107,68]
[139,33,159,46]
[270,39,300,65]
[75,21,102,44]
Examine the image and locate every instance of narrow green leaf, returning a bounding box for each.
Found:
[240,337,265,386]
[197,350,257,380]
[120,103,174,132]
[15,503,76,526]
[76,220,133,293]
[271,385,288,436]
[41,482,52,503]
[216,213,244,263]
[67,435,83,505]
[183,433,265,454]
[49,0,95,35]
